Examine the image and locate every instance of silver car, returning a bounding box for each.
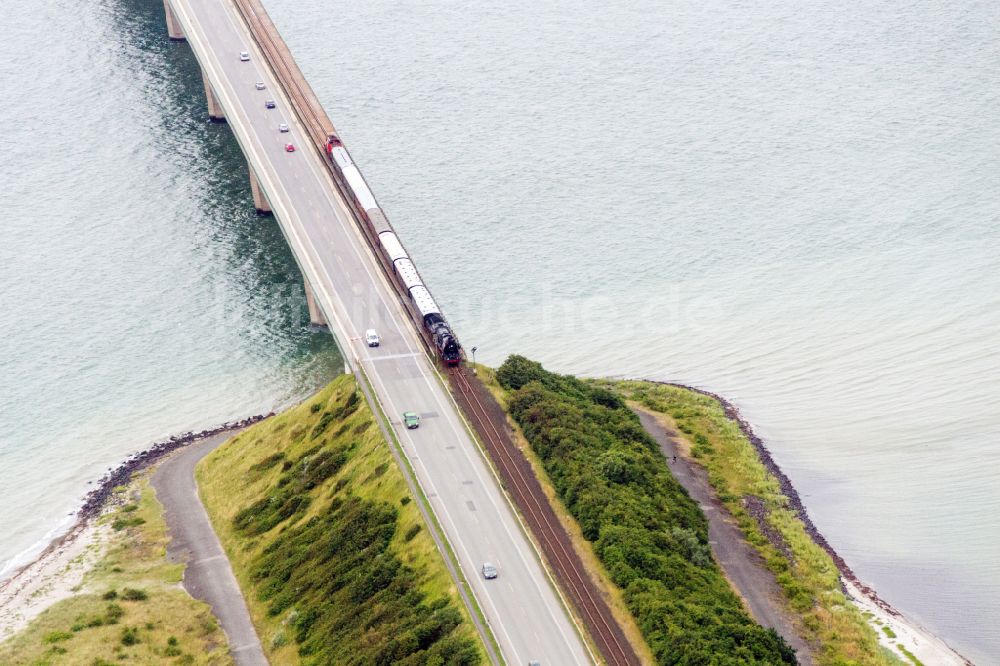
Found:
[278,123,289,133]
[255,81,265,90]
[239,50,250,61]
[481,562,497,579]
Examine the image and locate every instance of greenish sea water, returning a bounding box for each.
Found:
[1,0,997,662]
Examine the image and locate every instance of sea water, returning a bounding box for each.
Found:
[2,0,997,661]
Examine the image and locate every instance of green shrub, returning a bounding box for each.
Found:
[104,603,125,624]
[497,355,796,665]
[42,630,73,644]
[121,588,148,601]
[225,408,481,666]
[120,627,140,646]
[111,517,145,531]
[239,493,478,665]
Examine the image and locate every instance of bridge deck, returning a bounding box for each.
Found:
[163,1,592,664]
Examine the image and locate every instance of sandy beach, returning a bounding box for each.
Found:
[0,415,270,646]
[845,580,973,666]
[0,519,109,641]
[0,401,977,665]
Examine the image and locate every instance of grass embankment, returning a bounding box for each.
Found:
[613,380,898,665]
[495,356,797,665]
[0,477,230,665]
[196,374,483,666]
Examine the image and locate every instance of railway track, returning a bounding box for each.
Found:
[231,0,335,149]
[450,367,640,666]
[230,4,639,662]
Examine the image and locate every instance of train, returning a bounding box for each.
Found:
[324,134,462,366]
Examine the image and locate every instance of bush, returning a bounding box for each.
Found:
[223,396,482,666]
[121,588,148,601]
[242,494,478,665]
[121,626,140,646]
[104,603,125,624]
[497,356,796,665]
[111,517,145,531]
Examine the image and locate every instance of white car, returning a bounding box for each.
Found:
[239,51,250,61]
[278,123,289,133]
[365,329,380,347]
[255,81,265,90]
[482,562,498,580]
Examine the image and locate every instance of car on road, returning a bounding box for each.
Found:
[482,562,498,579]
[278,122,289,133]
[528,662,541,666]
[255,81,265,90]
[284,143,295,153]
[265,99,276,109]
[365,329,380,347]
[239,50,250,61]
[403,412,420,429]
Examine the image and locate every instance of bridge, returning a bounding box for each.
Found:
[158,0,594,664]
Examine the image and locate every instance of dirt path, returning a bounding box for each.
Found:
[152,431,268,666]
[633,407,815,665]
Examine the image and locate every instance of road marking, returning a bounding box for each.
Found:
[193,554,227,565]
[367,352,422,362]
[169,3,589,662]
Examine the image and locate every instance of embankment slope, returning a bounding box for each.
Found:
[196,374,485,665]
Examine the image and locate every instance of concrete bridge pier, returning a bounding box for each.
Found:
[163,0,185,41]
[201,71,226,122]
[303,281,327,327]
[247,164,272,214]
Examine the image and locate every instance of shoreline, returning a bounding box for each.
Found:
[656,380,973,666]
[0,414,272,597]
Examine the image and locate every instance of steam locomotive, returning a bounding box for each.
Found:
[325,135,462,366]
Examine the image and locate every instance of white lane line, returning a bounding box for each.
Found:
[372,357,583,660]
[173,2,588,662]
[214,0,422,354]
[366,352,423,362]
[363,362,522,664]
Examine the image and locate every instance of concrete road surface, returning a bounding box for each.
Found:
[152,432,267,666]
[164,0,592,663]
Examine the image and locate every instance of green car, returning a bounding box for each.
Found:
[403,412,420,429]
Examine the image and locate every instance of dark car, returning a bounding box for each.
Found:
[265,99,276,109]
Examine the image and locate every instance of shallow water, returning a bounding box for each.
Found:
[262,0,1000,661]
[0,0,340,577]
[2,0,997,661]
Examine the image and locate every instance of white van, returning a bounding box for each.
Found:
[365,329,380,347]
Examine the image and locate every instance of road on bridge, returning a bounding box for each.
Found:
[165,1,593,663]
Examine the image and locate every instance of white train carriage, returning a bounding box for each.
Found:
[394,258,423,291]
[329,145,352,170]
[408,285,441,318]
[367,208,393,235]
[378,231,409,263]
[324,134,461,365]
[341,164,378,212]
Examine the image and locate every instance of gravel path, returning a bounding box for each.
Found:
[633,407,815,665]
[152,431,268,666]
